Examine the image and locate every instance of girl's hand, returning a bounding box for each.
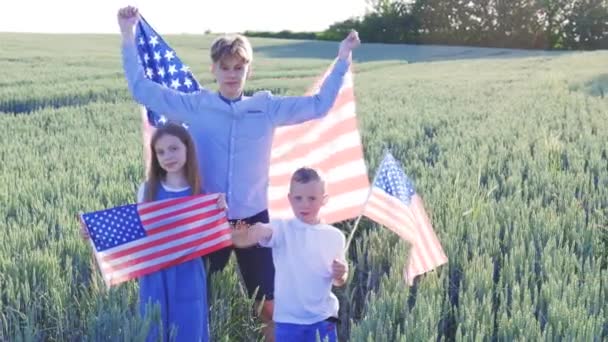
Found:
[217,193,228,211]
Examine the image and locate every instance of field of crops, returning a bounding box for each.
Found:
[1,32,606,341]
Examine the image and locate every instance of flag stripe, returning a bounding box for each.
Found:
[365,192,428,278]
[141,199,218,227]
[410,196,448,264]
[140,196,217,222]
[100,211,226,261]
[364,190,417,241]
[268,64,369,224]
[101,216,228,264]
[97,210,224,259]
[106,235,232,286]
[270,115,359,164]
[367,192,443,276]
[269,147,367,186]
[272,70,353,142]
[146,208,223,235]
[102,224,230,273]
[272,90,355,145]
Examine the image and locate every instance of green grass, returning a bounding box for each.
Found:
[1,32,606,341]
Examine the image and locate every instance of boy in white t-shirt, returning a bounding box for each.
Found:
[232,167,348,342]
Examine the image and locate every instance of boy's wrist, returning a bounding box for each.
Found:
[120,28,135,44]
[122,35,135,44]
[337,51,351,62]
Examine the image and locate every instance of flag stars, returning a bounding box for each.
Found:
[136,20,200,129]
[168,64,177,75]
[164,50,175,61]
[149,35,159,47]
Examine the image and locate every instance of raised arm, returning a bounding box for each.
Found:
[267,30,360,126]
[231,222,273,248]
[118,6,206,122]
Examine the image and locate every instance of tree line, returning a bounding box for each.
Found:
[246,0,608,50]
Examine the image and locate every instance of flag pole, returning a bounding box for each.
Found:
[344,150,388,253]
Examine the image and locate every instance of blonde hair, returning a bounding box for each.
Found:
[210,34,253,63]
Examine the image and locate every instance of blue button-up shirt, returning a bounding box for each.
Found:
[122,42,349,219]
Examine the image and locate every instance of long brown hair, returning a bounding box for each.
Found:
[144,123,202,202]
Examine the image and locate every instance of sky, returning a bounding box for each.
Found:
[0,0,369,34]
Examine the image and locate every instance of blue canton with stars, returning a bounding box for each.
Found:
[373,152,417,205]
[135,16,201,126]
[82,204,146,252]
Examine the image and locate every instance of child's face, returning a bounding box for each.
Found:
[211,55,249,99]
[288,180,327,225]
[154,134,187,175]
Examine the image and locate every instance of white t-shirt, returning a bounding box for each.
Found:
[259,218,346,325]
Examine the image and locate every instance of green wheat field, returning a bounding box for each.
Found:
[1,32,607,341]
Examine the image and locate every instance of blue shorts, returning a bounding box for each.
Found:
[275,320,338,342]
[205,210,275,301]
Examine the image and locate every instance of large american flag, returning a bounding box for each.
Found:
[135,16,200,167]
[81,194,231,287]
[134,17,369,223]
[363,151,448,285]
[268,63,370,223]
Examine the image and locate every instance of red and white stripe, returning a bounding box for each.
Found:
[95,194,231,287]
[268,63,370,223]
[363,189,448,285]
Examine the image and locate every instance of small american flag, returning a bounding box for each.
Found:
[363,151,448,285]
[134,16,200,167]
[81,194,231,287]
[268,63,370,223]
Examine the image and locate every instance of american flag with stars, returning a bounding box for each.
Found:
[81,194,231,287]
[135,16,199,166]
[132,16,370,223]
[363,151,448,285]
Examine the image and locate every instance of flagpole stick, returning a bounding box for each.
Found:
[344,151,387,253]
[344,212,365,253]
